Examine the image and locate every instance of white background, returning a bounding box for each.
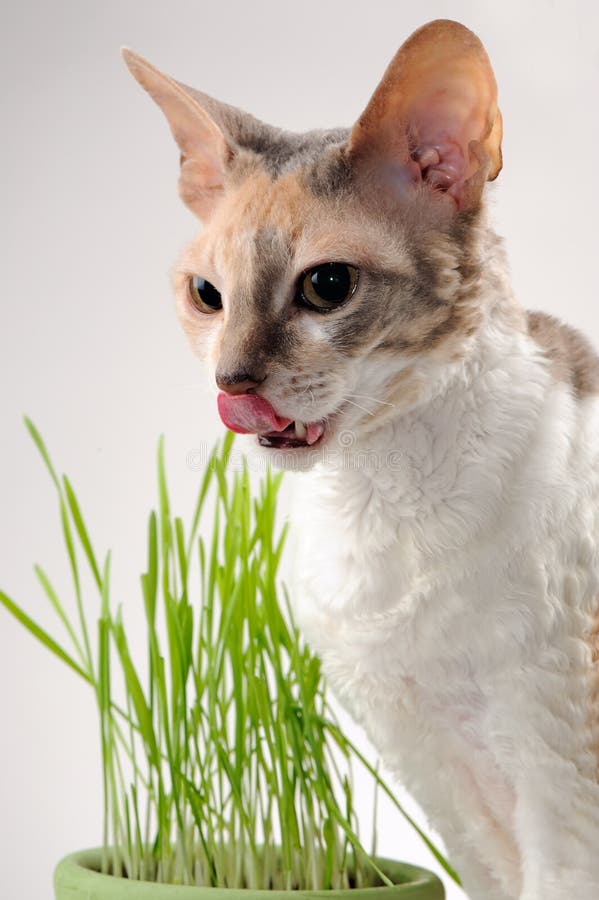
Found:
[1,1,598,898]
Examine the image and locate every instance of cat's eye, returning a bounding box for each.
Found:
[189,275,223,314]
[296,263,359,312]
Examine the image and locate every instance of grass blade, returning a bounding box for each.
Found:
[0,589,91,683]
[63,475,102,590]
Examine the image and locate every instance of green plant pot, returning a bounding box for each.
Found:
[54,849,445,900]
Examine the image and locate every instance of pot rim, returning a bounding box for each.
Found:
[54,848,445,899]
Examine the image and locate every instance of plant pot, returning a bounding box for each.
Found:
[54,849,445,900]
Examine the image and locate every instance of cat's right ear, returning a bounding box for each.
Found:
[121,49,234,220]
[346,20,502,213]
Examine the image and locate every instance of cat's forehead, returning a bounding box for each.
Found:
[181,162,412,285]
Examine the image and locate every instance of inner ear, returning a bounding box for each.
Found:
[348,19,502,210]
[122,48,234,219]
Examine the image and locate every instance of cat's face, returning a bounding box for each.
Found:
[124,19,502,467]
[171,154,483,465]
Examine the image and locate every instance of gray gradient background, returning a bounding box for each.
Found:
[1,1,598,898]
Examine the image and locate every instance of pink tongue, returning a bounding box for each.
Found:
[217,392,293,435]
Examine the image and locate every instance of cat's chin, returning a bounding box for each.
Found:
[243,432,328,473]
[227,421,336,473]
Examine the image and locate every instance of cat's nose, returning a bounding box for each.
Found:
[215,370,264,395]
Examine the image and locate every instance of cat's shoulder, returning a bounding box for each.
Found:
[526,310,599,399]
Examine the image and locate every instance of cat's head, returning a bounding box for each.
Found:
[123,19,502,468]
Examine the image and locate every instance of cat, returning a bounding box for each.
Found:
[123,19,599,900]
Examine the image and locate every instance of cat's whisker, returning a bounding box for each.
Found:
[297,383,317,409]
[342,397,376,417]
[348,392,396,408]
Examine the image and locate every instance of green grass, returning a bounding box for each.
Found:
[0,420,460,890]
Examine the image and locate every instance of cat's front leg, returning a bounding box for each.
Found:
[512,763,599,900]
[352,692,519,900]
[441,844,514,900]
[396,749,517,900]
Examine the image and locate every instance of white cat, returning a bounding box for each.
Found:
[124,19,599,899]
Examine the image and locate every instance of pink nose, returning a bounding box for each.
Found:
[215,370,263,395]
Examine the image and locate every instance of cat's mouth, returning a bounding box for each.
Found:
[217,392,326,450]
[257,419,325,449]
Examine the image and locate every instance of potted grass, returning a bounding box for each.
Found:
[1,421,457,900]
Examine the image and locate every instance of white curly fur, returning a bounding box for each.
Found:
[290,267,599,899]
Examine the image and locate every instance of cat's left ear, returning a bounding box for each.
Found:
[122,49,235,220]
[347,20,502,212]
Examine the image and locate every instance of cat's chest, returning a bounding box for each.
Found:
[295,559,512,710]
[296,568,521,850]
[291,457,599,735]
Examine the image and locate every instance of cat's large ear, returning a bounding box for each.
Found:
[347,20,502,212]
[122,49,236,219]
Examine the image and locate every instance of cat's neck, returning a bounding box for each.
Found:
[300,261,556,564]
[292,308,564,620]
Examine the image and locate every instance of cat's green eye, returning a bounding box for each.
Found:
[189,275,223,314]
[297,263,359,312]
